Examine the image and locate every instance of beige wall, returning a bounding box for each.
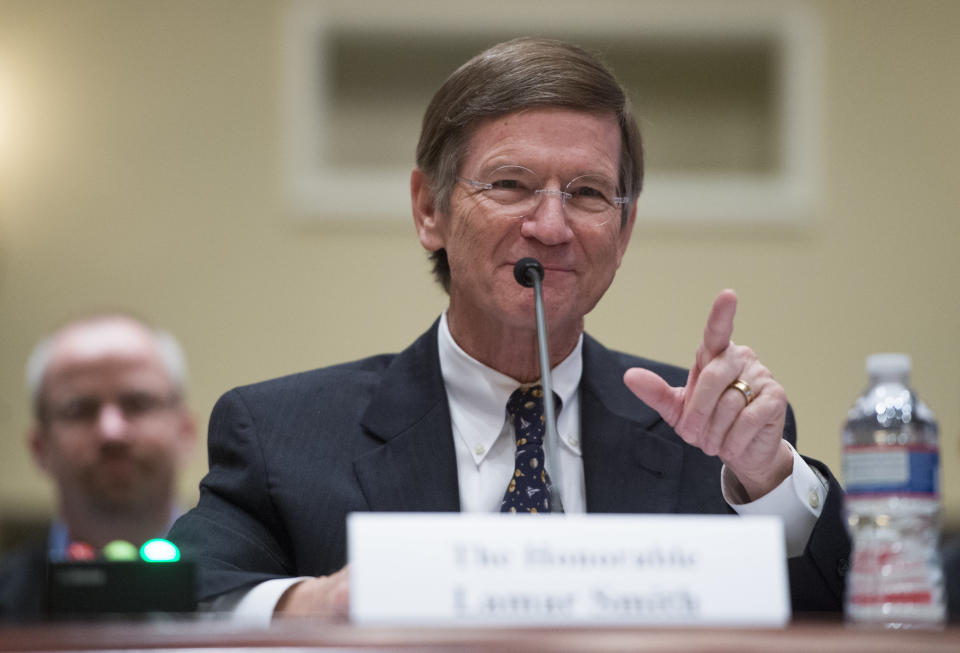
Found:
[1,1,958,529]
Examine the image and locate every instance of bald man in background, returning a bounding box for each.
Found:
[0,314,196,619]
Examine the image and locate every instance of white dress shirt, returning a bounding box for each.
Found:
[438,312,827,543]
[440,312,586,514]
[226,313,828,623]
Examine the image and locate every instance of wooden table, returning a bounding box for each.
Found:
[1,618,959,652]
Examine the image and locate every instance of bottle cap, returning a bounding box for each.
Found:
[866,352,911,380]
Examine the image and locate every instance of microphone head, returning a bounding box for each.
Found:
[513,257,544,288]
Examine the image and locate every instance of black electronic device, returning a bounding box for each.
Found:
[46,560,196,616]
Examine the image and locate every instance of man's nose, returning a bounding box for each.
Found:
[95,403,130,440]
[520,191,574,245]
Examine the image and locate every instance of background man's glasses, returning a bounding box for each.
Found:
[458,165,628,228]
[45,392,180,426]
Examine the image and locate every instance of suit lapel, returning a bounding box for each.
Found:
[580,335,684,514]
[351,325,685,515]
[354,320,461,512]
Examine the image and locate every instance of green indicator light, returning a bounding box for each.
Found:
[102,540,138,561]
[140,538,180,563]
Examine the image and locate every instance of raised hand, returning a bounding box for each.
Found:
[623,290,793,500]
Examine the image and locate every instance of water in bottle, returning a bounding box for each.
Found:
[842,353,945,627]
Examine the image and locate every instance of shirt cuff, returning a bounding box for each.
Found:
[721,441,829,558]
[212,577,311,626]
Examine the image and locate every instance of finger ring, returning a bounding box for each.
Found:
[728,379,754,405]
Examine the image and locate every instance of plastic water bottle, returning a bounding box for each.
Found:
[842,353,945,627]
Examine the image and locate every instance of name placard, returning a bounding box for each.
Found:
[348,513,789,626]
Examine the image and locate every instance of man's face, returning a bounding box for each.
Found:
[417,108,635,336]
[30,320,195,516]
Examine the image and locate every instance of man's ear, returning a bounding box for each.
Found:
[28,425,54,476]
[175,409,197,464]
[411,168,445,252]
[615,200,638,266]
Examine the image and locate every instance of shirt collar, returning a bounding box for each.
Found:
[438,311,583,464]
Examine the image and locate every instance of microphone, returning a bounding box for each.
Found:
[513,257,543,288]
[512,258,560,492]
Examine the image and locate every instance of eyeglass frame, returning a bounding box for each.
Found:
[456,165,630,226]
[41,391,184,428]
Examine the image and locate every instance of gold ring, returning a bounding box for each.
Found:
[728,379,753,405]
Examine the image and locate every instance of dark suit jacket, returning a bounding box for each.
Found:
[0,538,47,621]
[168,321,850,612]
[944,535,960,622]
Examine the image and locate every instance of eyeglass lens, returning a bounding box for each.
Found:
[476,166,620,224]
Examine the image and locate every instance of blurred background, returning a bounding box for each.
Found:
[0,0,958,544]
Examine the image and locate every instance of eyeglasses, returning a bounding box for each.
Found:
[458,165,629,228]
[45,392,181,426]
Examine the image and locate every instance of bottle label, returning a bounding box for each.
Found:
[842,445,939,495]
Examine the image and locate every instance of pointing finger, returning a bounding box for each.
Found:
[701,290,738,359]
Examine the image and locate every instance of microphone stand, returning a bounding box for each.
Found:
[513,258,560,491]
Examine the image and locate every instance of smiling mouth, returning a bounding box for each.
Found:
[507,261,575,274]
[535,266,576,279]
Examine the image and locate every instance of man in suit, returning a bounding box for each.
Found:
[168,37,850,620]
[0,314,196,619]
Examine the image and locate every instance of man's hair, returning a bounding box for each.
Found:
[414,37,644,292]
[25,313,188,421]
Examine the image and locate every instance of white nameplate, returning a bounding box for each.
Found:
[349,513,789,626]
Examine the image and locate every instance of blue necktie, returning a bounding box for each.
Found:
[500,385,558,514]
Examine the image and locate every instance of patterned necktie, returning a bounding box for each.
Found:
[500,385,559,514]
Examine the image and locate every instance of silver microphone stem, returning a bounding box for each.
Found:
[530,272,559,457]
